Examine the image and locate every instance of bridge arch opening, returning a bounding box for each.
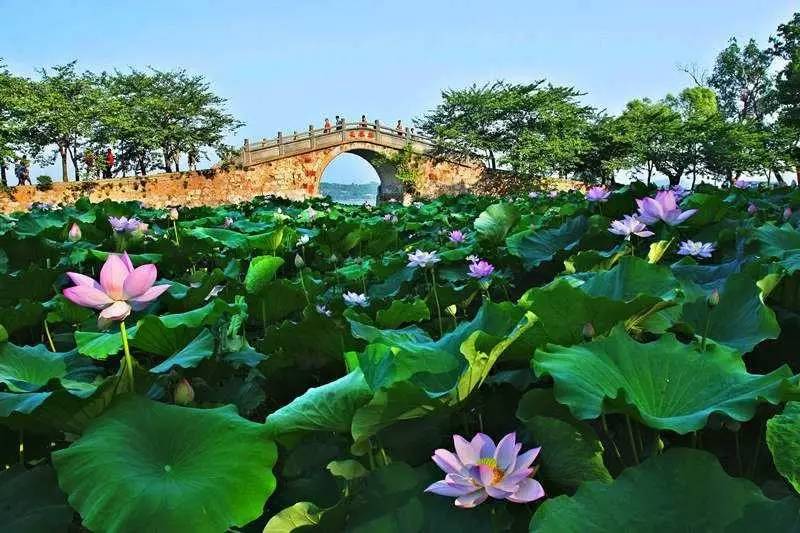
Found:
[319,150,403,204]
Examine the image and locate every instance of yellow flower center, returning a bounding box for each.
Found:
[476,457,504,484]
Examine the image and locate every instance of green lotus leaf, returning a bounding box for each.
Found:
[578,255,680,302]
[266,370,373,439]
[533,326,792,433]
[0,392,51,417]
[149,328,216,373]
[245,255,285,294]
[188,227,250,249]
[376,298,430,329]
[531,448,783,532]
[0,465,72,532]
[0,343,77,392]
[681,272,780,353]
[474,202,519,244]
[767,401,800,494]
[507,216,588,270]
[517,389,611,487]
[53,395,277,533]
[88,249,163,265]
[263,502,324,532]
[755,223,800,272]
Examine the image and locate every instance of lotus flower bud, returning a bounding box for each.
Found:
[169,207,179,220]
[174,378,194,405]
[445,304,457,317]
[582,322,596,340]
[747,203,758,215]
[707,289,720,307]
[294,254,305,268]
[330,253,338,263]
[68,223,81,242]
[784,207,793,221]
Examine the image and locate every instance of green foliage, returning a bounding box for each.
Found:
[52,395,277,533]
[1,179,800,530]
[531,449,788,531]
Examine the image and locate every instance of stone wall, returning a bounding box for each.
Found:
[0,140,487,214]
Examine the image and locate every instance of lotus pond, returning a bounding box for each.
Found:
[2,182,800,532]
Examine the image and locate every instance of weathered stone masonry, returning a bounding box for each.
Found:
[0,123,486,214]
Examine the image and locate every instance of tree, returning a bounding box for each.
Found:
[708,38,775,122]
[0,62,35,186]
[501,84,596,177]
[28,62,101,181]
[770,12,800,179]
[616,99,676,185]
[701,117,766,183]
[418,81,545,169]
[572,115,632,184]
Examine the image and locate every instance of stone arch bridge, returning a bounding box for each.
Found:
[0,120,486,212]
[238,120,484,202]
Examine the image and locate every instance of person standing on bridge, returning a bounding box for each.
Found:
[396,120,404,136]
[104,148,115,179]
[334,116,342,131]
[360,114,367,128]
[323,118,332,133]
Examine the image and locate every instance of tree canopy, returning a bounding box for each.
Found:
[0,62,242,184]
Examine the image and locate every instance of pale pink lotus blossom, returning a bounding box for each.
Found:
[784,207,793,220]
[108,216,141,233]
[449,230,466,243]
[585,186,611,202]
[635,191,697,226]
[468,260,495,279]
[425,432,544,508]
[62,252,169,322]
[608,215,654,240]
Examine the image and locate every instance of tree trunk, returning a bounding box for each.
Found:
[163,147,172,173]
[0,158,6,187]
[646,162,653,186]
[488,149,496,170]
[68,146,81,182]
[58,143,69,182]
[772,168,786,185]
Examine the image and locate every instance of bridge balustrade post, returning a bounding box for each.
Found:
[243,138,249,165]
[375,120,381,143]
[309,125,315,149]
[277,132,283,155]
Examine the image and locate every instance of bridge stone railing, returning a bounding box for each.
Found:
[239,120,433,166]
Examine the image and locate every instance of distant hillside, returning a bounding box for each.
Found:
[319,182,379,204]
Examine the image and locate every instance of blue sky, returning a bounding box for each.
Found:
[1,0,797,184]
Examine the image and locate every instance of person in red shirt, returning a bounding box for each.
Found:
[104,148,115,179]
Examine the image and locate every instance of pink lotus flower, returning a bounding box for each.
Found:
[585,186,611,202]
[108,216,142,233]
[449,230,466,243]
[468,260,495,279]
[425,432,544,508]
[609,215,654,240]
[62,252,169,323]
[635,191,697,226]
[747,203,758,215]
[784,207,793,221]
